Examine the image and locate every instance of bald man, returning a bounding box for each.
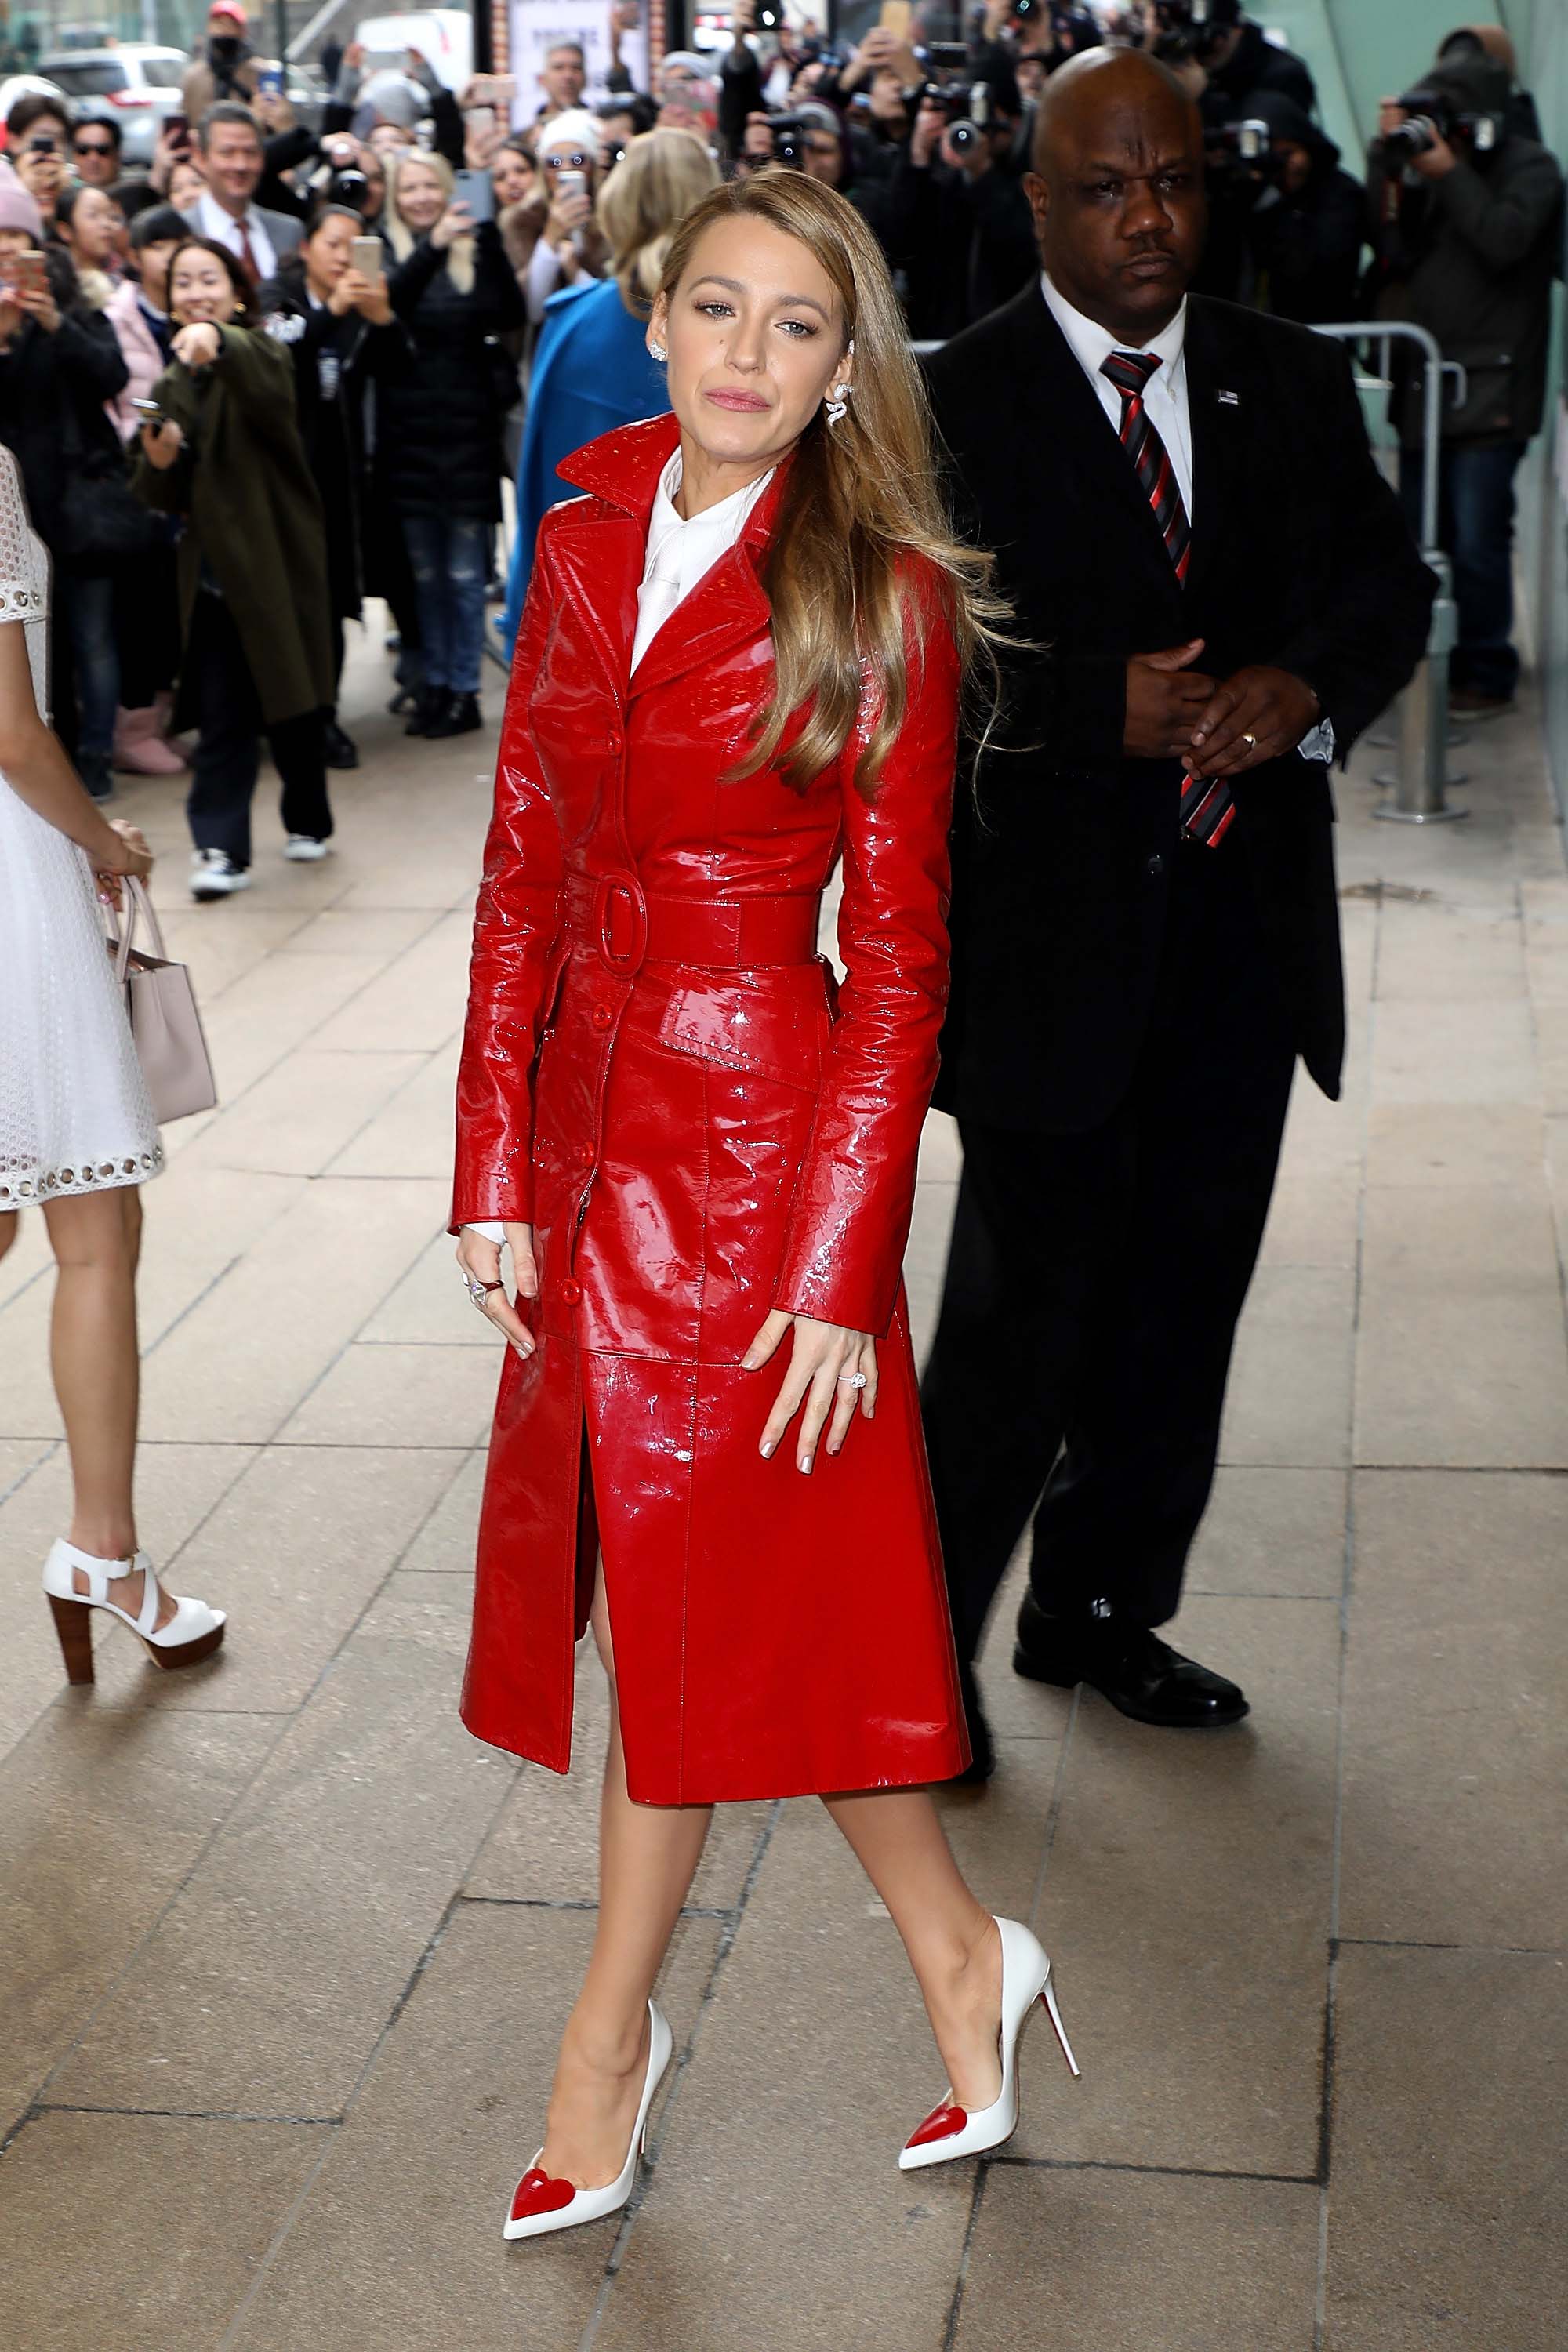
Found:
[920,51,1434,1772]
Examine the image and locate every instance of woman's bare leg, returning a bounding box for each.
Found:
[39,1185,172,1629]
[537,1556,712,2187]
[823,1787,1005,2111]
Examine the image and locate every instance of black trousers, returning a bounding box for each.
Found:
[187,593,332,869]
[922,838,1298,1662]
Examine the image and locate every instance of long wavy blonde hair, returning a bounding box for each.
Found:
[656,172,1008,797]
[383,148,474,292]
[598,128,720,315]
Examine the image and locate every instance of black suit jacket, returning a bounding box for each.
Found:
[924,285,1435,1134]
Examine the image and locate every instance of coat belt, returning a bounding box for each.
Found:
[563,872,822,973]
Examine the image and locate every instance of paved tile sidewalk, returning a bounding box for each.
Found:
[1,638,1563,2350]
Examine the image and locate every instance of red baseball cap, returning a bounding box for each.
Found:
[209,0,248,21]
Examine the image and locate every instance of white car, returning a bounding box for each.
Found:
[38,45,188,168]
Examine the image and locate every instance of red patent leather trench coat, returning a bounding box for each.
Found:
[450,413,969,1803]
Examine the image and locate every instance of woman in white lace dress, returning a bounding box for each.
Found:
[0,445,226,1679]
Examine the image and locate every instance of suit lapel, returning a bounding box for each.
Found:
[1018,293,1180,578]
[1181,298,1253,601]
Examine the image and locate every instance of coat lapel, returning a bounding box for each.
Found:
[624,483,779,702]
[1014,289,1182,586]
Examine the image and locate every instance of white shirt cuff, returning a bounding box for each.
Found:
[1298,718,1336,764]
[464,1221,508,1243]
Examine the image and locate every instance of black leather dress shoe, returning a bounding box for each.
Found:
[1013,1592,1249,1729]
[949,1656,996,1784]
[323,719,360,770]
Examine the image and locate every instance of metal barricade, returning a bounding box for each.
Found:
[1310,321,1468,824]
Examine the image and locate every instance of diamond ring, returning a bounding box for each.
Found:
[838,1370,868,1389]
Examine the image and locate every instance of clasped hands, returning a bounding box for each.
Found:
[1124,638,1319,779]
[455,1224,877,1475]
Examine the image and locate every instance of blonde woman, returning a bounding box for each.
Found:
[501,125,719,645]
[379,149,524,739]
[452,173,1080,2243]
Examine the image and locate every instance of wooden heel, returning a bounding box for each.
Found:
[47,1592,95,1686]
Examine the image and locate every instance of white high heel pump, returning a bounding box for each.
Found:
[42,1537,227,1685]
[898,1915,1080,2171]
[504,2002,673,2242]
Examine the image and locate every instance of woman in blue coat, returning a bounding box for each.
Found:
[500,129,719,652]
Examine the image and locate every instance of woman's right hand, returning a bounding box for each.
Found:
[139,416,184,470]
[93,819,153,906]
[430,199,475,252]
[456,1222,539,1358]
[546,190,592,246]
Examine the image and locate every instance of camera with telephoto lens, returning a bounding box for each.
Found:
[919,46,992,157]
[1383,85,1501,162]
[325,167,371,213]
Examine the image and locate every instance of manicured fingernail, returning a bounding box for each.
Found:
[760,1439,774,1459]
[740,1354,757,1370]
[799,1454,813,1474]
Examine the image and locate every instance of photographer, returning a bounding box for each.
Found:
[1193,2,1315,122]
[1196,92,1364,324]
[887,56,1036,339]
[1367,45,1563,716]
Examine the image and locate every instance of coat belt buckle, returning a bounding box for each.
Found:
[593,872,648,974]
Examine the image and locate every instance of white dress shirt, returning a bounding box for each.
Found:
[195,188,278,283]
[1041,271,1194,519]
[1040,273,1334,764]
[466,449,775,1246]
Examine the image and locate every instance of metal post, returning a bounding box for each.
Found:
[1309,321,1468,824]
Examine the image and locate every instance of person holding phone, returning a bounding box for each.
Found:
[131,236,335,897]
[378,150,524,739]
[524,111,608,323]
[259,201,415,767]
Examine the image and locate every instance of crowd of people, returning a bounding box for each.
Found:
[0,0,1559,900]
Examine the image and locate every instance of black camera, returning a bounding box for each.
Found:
[1383,85,1501,162]
[919,51,991,156]
[325,166,371,213]
[1149,0,1236,68]
[766,111,805,167]
[1206,116,1281,180]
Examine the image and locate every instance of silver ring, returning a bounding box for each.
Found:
[466,1280,489,1307]
[1241,732,1258,749]
[838,1370,868,1389]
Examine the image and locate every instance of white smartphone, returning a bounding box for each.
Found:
[350,234,384,285]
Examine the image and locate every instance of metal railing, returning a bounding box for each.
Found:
[1310,320,1469,825]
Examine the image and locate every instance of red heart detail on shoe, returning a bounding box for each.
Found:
[510,2168,578,2221]
[906,2102,969,2149]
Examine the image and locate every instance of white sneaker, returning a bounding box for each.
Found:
[190,848,252,901]
[284,834,332,862]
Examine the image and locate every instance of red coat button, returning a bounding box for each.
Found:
[590,1004,612,1031]
[560,1279,582,1306]
[575,1142,594,1168]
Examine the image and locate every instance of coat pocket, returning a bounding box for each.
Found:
[655,973,832,1092]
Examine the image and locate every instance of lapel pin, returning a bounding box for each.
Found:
[1217,390,1240,406]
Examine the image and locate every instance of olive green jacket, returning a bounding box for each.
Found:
[132,325,333,727]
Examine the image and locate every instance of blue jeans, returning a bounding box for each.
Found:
[64,571,119,768]
[1401,441,1526,700]
[400,514,488,695]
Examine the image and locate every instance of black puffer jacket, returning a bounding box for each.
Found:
[379,220,524,521]
[1367,51,1565,448]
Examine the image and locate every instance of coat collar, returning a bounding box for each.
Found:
[550,413,786,702]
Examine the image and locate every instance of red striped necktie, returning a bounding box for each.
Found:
[1100,347,1232,849]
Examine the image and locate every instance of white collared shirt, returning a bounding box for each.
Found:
[195,188,277,283]
[630,448,775,676]
[1041,271,1194,521]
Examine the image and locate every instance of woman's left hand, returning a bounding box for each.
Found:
[14,281,60,334]
[743,1310,878,1473]
[172,321,222,368]
[340,267,392,325]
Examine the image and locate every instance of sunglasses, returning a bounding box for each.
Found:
[74,140,115,157]
[543,151,591,170]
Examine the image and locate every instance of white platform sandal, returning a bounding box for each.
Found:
[42,1537,227,1685]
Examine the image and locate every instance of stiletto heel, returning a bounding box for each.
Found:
[898,1915,1080,2171]
[47,1591,96,1686]
[1040,1974,1080,2078]
[504,2002,673,2243]
[42,1539,226,1678]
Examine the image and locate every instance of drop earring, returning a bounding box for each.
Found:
[826,384,849,426]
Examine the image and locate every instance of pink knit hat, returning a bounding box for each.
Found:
[0,167,45,245]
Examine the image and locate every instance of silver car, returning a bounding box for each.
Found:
[38,45,188,168]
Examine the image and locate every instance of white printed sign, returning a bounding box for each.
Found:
[509,0,650,123]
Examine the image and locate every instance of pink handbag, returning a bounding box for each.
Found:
[107,878,219,1123]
